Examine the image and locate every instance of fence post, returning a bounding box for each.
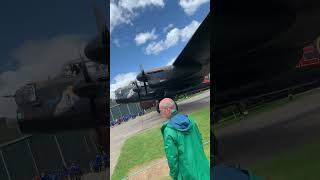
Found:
[136,103,141,112]
[110,109,114,121]
[118,105,123,117]
[0,150,11,180]
[26,139,40,176]
[127,104,132,114]
[83,135,91,154]
[54,136,67,167]
[54,136,72,180]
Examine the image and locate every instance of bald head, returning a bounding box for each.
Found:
[159,98,177,119]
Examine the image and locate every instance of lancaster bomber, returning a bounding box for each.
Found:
[1,5,109,135]
[213,0,320,110]
[115,13,210,112]
[212,0,320,160]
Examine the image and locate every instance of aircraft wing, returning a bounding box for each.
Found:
[214,0,320,106]
[172,13,210,69]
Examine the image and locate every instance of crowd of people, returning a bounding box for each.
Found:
[110,110,145,127]
[90,154,109,173]
[33,153,109,180]
[33,163,82,180]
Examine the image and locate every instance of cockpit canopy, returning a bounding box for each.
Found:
[56,60,107,79]
[15,84,37,105]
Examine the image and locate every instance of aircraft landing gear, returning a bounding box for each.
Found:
[156,100,160,113]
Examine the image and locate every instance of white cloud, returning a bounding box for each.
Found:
[110,2,132,33]
[180,20,201,42]
[119,0,165,12]
[0,34,87,118]
[135,28,158,45]
[110,72,138,99]
[110,0,165,33]
[166,56,176,65]
[163,24,174,32]
[179,0,210,15]
[113,38,121,47]
[145,20,200,55]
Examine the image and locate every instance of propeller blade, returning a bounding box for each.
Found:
[83,0,108,64]
[135,80,140,90]
[79,55,92,83]
[138,64,148,94]
[1,95,15,98]
[138,64,149,82]
[143,81,148,94]
[91,0,107,36]
[79,56,99,129]
[140,64,147,75]
[135,80,141,99]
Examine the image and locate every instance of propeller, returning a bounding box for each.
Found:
[1,95,15,98]
[80,55,93,83]
[91,0,107,36]
[84,0,109,64]
[84,1,108,154]
[139,64,148,94]
[134,80,141,99]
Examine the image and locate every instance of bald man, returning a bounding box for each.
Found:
[160,98,210,180]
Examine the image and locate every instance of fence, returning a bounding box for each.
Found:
[0,130,98,180]
[110,102,142,122]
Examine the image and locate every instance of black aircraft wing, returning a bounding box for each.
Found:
[213,0,320,107]
[172,13,210,70]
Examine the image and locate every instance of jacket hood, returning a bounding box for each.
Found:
[167,113,192,132]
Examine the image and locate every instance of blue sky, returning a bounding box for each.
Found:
[110,0,210,98]
[0,0,104,72]
[0,0,107,117]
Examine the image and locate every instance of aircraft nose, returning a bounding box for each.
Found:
[114,89,121,97]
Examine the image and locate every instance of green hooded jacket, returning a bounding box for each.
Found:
[161,114,210,180]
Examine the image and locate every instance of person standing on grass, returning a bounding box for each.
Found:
[160,98,210,180]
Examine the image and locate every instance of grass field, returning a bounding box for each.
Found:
[112,106,210,180]
[248,89,320,179]
[215,89,320,180]
[215,88,320,130]
[176,89,209,102]
[250,139,320,180]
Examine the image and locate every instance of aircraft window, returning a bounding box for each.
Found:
[70,64,81,75]
[136,81,144,86]
[127,89,135,97]
[85,62,106,76]
[62,63,81,77]
[15,84,36,105]
[63,65,71,76]
[119,88,130,96]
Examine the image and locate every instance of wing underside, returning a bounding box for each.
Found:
[173,13,210,68]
